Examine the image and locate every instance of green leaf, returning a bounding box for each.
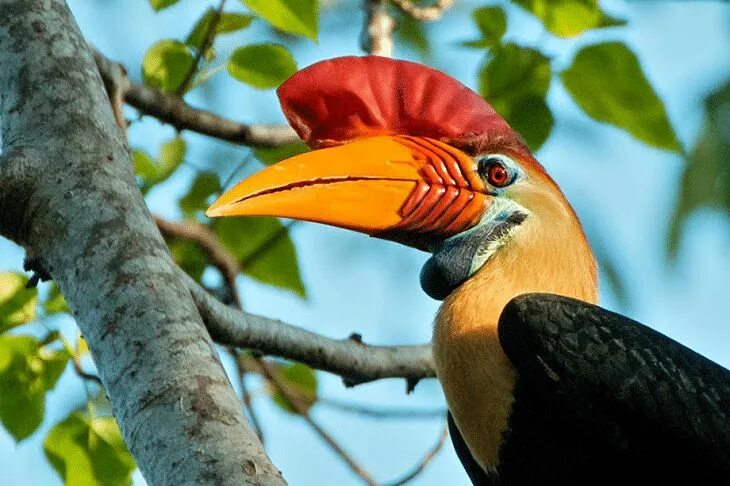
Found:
[0,272,36,333]
[502,95,554,152]
[478,44,553,150]
[44,412,135,486]
[215,218,305,296]
[513,0,625,38]
[253,142,309,166]
[561,42,681,152]
[396,14,431,59]
[462,6,507,49]
[44,283,70,316]
[149,0,179,11]
[133,137,186,194]
[228,44,297,90]
[0,335,69,441]
[186,9,254,50]
[142,40,195,93]
[158,137,187,181]
[668,80,730,258]
[179,172,221,217]
[132,150,157,194]
[242,0,318,41]
[271,362,317,414]
[168,239,208,282]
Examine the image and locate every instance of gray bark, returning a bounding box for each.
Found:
[0,1,284,484]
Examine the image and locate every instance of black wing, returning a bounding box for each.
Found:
[448,293,730,484]
[486,293,730,485]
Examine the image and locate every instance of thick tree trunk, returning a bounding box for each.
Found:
[0,1,284,484]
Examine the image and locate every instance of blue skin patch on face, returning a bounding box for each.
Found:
[420,209,527,300]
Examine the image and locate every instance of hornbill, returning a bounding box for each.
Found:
[207,57,730,484]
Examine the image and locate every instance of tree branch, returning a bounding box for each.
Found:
[155,216,242,307]
[182,270,436,385]
[0,1,283,483]
[390,0,454,21]
[93,51,299,148]
[363,0,396,57]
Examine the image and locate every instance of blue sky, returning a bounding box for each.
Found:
[1,1,729,484]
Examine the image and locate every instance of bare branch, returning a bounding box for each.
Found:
[182,269,436,385]
[390,0,454,21]
[93,51,299,148]
[363,0,396,57]
[154,216,242,307]
[258,359,377,485]
[385,422,449,485]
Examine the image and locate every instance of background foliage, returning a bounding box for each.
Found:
[0,0,728,484]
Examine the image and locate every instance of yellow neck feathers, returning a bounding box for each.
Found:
[432,198,598,470]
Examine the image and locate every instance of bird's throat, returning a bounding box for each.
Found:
[432,214,598,471]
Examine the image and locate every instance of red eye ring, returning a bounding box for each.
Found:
[487,163,510,187]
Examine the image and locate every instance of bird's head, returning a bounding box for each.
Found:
[208,56,596,301]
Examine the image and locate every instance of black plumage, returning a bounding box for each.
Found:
[449,293,730,485]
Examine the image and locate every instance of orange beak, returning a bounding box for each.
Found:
[206,136,490,248]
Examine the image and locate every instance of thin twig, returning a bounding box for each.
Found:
[93,51,300,148]
[96,53,128,139]
[258,358,377,485]
[319,398,446,419]
[363,0,396,57]
[230,348,265,444]
[390,0,454,21]
[155,216,242,307]
[175,0,226,95]
[384,422,449,485]
[72,357,103,386]
[220,154,254,194]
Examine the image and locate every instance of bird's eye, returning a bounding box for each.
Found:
[478,157,514,188]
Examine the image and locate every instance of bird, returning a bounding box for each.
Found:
[207,56,730,484]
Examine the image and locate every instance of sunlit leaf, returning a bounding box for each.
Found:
[561,42,681,153]
[242,0,318,41]
[668,79,730,258]
[0,272,36,333]
[253,142,309,166]
[215,218,305,296]
[44,412,135,486]
[479,44,553,150]
[228,44,297,90]
[158,137,187,181]
[142,40,195,93]
[462,6,507,48]
[75,335,89,360]
[513,0,625,38]
[44,283,70,316]
[186,9,254,51]
[179,172,221,218]
[149,0,179,11]
[270,362,317,414]
[0,335,69,441]
[133,137,186,194]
